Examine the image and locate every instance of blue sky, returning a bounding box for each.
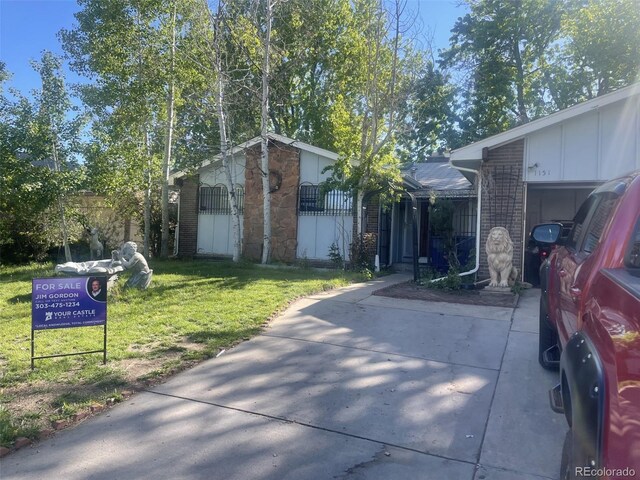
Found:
[1,0,82,94]
[0,0,466,97]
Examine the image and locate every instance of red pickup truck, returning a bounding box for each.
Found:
[536,170,640,480]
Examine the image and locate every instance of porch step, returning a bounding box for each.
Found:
[392,263,415,272]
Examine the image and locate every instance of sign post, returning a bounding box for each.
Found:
[31,276,108,369]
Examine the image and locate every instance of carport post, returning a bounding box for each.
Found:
[407,191,419,282]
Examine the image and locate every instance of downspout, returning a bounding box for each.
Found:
[430,161,482,283]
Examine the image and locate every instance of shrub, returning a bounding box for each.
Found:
[428,267,462,291]
[328,243,345,269]
[349,233,377,272]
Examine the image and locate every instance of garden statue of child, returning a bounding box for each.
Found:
[116,241,153,289]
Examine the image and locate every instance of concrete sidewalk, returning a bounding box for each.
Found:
[0,275,566,480]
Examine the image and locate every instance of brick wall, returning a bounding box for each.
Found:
[177,175,199,257]
[243,141,300,262]
[479,140,525,280]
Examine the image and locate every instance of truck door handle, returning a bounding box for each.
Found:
[570,286,582,302]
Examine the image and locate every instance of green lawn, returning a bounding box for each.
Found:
[0,260,362,447]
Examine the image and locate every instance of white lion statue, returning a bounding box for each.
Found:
[486,226,518,288]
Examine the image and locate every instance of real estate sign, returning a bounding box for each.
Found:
[32,277,107,330]
[31,276,108,368]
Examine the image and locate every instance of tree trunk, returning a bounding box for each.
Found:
[512,39,529,124]
[260,0,273,264]
[51,139,72,262]
[58,198,72,262]
[143,129,152,258]
[355,188,365,236]
[136,11,151,259]
[161,3,177,258]
[213,2,242,262]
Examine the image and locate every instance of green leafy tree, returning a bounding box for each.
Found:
[265,0,361,147]
[61,0,203,258]
[62,0,162,256]
[398,62,460,161]
[552,0,640,104]
[30,52,87,262]
[440,0,563,142]
[323,0,416,236]
[187,0,246,262]
[0,65,55,262]
[0,57,86,263]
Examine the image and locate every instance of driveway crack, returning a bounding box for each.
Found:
[262,333,500,372]
[143,388,478,468]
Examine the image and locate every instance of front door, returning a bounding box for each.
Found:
[395,200,413,263]
[379,208,391,266]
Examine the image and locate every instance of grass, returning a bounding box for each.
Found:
[0,259,362,448]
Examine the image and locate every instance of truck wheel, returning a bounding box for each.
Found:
[560,429,575,480]
[539,298,558,370]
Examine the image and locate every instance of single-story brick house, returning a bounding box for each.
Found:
[449,82,640,282]
[171,133,354,263]
[172,133,478,271]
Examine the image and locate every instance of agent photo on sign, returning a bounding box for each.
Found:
[87,277,107,302]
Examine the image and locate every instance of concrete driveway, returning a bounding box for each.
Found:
[0,274,566,480]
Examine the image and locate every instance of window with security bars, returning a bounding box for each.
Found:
[298,183,352,216]
[234,186,244,213]
[199,185,244,214]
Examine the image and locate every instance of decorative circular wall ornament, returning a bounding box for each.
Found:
[269,169,282,193]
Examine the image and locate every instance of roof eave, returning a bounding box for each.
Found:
[171,133,342,182]
[450,82,640,163]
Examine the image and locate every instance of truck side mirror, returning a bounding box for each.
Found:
[531,223,562,244]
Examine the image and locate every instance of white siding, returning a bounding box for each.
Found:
[197,154,245,255]
[199,153,245,186]
[526,125,563,181]
[563,114,599,180]
[297,215,353,260]
[299,151,334,184]
[525,96,640,182]
[196,147,352,260]
[297,150,353,261]
[600,102,638,177]
[197,214,243,255]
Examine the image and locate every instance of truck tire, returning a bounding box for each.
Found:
[538,298,558,370]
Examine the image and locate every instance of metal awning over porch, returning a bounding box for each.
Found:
[402,160,477,198]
